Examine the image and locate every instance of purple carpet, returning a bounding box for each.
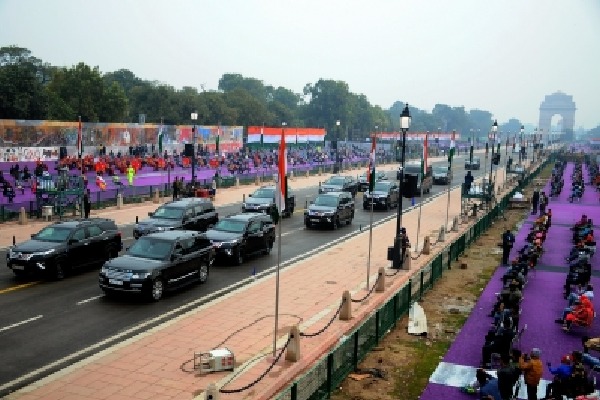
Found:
[420,160,600,399]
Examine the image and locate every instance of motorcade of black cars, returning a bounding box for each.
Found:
[357,171,387,192]
[7,218,122,279]
[363,181,400,210]
[432,163,453,185]
[305,191,354,229]
[397,161,433,194]
[99,230,214,301]
[133,198,218,239]
[205,213,276,265]
[465,156,481,170]
[242,185,295,218]
[319,175,358,197]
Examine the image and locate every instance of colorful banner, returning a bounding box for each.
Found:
[247,127,326,143]
[0,146,60,162]
[369,132,462,141]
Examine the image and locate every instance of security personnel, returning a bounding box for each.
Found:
[502,229,515,266]
[400,227,410,267]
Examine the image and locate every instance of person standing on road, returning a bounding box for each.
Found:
[400,227,410,268]
[172,176,179,200]
[502,229,515,266]
[83,189,91,219]
[464,171,474,195]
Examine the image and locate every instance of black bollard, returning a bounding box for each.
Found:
[136,216,138,224]
[13,235,16,246]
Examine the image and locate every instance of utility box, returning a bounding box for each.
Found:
[194,348,235,375]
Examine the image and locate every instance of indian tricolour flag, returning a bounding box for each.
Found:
[276,128,287,213]
[448,131,456,164]
[421,134,428,177]
[367,135,376,192]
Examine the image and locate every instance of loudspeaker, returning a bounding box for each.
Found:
[59,146,67,160]
[403,175,418,198]
[184,143,194,157]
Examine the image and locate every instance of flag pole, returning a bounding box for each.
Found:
[366,133,377,289]
[273,122,286,357]
[445,131,455,231]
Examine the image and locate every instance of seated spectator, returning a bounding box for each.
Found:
[474,368,501,400]
[567,284,594,306]
[544,354,573,399]
[561,295,594,331]
[3,182,15,203]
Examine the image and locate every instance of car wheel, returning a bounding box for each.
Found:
[12,269,26,279]
[197,261,209,284]
[54,261,65,280]
[102,288,116,298]
[332,217,339,230]
[305,221,312,229]
[148,278,164,301]
[385,199,391,211]
[263,239,274,255]
[234,247,244,265]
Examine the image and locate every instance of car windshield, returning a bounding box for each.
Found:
[403,165,421,175]
[314,195,339,207]
[325,177,345,186]
[433,166,448,173]
[152,207,183,220]
[252,188,274,198]
[373,182,391,192]
[472,157,480,162]
[33,226,73,242]
[214,219,247,233]
[127,237,172,260]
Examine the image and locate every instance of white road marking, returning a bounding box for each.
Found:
[76,295,104,305]
[0,315,43,333]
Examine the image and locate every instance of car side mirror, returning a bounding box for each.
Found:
[31,233,36,238]
[248,194,252,197]
[148,212,154,217]
[309,201,314,205]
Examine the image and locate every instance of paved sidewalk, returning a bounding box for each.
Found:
[3,156,529,400]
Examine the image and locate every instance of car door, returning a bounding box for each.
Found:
[337,196,349,222]
[246,220,263,254]
[165,241,187,287]
[391,183,399,204]
[67,228,89,268]
[182,207,196,231]
[178,237,198,283]
[86,224,107,261]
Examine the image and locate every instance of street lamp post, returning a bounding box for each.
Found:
[519,125,524,164]
[470,128,474,164]
[191,112,198,185]
[489,120,498,196]
[392,104,411,269]
[333,120,341,173]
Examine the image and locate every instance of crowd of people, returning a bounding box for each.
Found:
[470,159,600,400]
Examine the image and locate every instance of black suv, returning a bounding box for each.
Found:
[319,175,358,197]
[7,218,122,279]
[363,181,399,210]
[134,198,218,239]
[357,171,387,192]
[305,191,354,229]
[205,213,276,265]
[99,230,214,301]
[242,185,295,217]
[465,156,481,170]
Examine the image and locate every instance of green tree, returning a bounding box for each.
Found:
[303,79,352,137]
[100,81,128,122]
[0,46,49,119]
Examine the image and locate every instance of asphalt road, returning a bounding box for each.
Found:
[0,156,491,395]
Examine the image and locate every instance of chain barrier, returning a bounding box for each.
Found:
[219,335,293,394]
[411,247,424,260]
[179,314,302,374]
[350,273,382,303]
[300,298,346,338]
[385,266,404,277]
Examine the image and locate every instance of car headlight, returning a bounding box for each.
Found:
[100,265,109,274]
[32,249,55,257]
[131,271,151,280]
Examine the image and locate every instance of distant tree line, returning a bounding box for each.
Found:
[2,45,576,141]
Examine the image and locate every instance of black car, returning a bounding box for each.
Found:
[319,175,358,197]
[134,198,218,239]
[305,191,354,229]
[432,164,453,185]
[205,213,276,265]
[357,171,387,192]
[242,185,295,217]
[465,156,481,170]
[7,218,122,279]
[99,230,214,301]
[363,181,399,210]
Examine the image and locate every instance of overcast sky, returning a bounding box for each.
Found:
[1,0,599,128]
